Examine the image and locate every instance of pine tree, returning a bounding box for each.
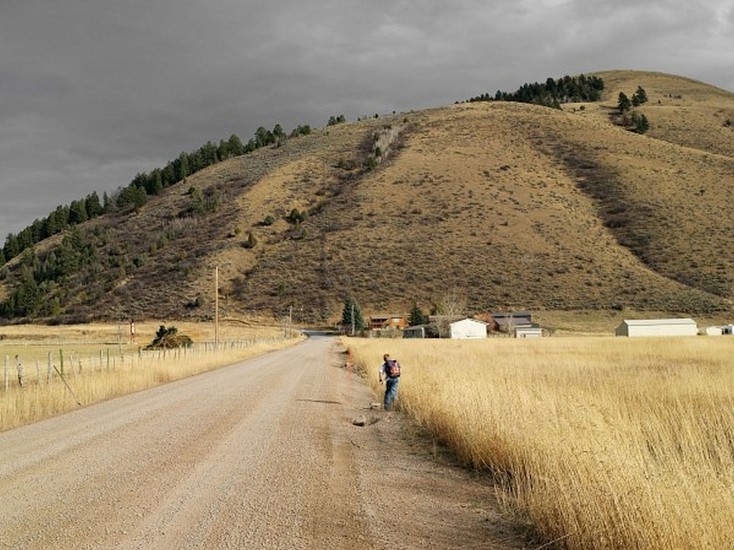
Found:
[341,297,365,334]
[217,139,230,161]
[69,199,88,225]
[255,126,274,148]
[177,152,190,182]
[161,163,176,187]
[85,191,103,218]
[632,113,650,134]
[228,134,244,156]
[618,92,632,112]
[3,233,20,261]
[408,303,427,326]
[631,86,648,106]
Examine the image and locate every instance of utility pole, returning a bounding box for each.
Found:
[214,265,219,350]
[288,305,293,338]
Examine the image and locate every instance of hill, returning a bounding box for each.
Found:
[1,70,733,326]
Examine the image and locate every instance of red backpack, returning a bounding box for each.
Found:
[386,359,401,378]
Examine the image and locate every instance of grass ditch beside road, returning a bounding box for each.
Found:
[346,336,734,550]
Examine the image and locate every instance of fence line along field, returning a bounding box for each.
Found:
[346,336,734,550]
[0,321,302,432]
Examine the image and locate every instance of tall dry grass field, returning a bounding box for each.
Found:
[0,322,300,432]
[347,337,734,550]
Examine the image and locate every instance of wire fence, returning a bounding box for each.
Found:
[2,337,283,392]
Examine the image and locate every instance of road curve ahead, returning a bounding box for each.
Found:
[0,335,522,549]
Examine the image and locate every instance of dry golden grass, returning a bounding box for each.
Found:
[347,336,734,550]
[592,70,734,158]
[0,322,301,432]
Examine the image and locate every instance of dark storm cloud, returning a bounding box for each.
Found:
[1,0,732,240]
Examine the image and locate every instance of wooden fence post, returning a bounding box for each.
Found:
[15,355,25,387]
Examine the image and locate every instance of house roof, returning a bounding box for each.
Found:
[491,311,531,319]
[369,313,404,320]
[449,318,488,326]
[428,315,465,323]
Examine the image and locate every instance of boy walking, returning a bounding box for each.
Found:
[378,353,401,410]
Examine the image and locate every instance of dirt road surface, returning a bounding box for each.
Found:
[0,335,525,549]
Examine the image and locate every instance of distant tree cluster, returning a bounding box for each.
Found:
[185,186,222,217]
[617,86,648,111]
[289,124,312,138]
[1,122,314,267]
[114,130,258,211]
[617,86,650,133]
[0,228,96,318]
[467,74,605,109]
[327,114,346,126]
[0,192,103,266]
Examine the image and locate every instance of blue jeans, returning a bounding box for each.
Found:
[384,377,399,410]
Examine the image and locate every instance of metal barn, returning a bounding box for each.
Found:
[448,318,488,339]
[615,318,698,337]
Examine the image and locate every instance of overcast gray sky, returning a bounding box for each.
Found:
[1,0,732,241]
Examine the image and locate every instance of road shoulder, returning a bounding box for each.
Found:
[330,344,528,549]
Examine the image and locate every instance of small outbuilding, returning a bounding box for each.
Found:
[615,318,698,337]
[491,311,533,333]
[448,318,488,339]
[515,326,543,338]
[402,324,440,339]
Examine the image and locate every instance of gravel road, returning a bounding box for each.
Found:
[0,335,524,549]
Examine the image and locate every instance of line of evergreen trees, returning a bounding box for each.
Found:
[467,74,605,108]
[1,123,312,267]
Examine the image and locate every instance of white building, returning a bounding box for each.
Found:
[615,318,698,337]
[515,326,543,338]
[448,318,487,339]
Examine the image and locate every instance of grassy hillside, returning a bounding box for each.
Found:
[1,70,733,325]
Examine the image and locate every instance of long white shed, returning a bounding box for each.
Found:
[615,318,697,337]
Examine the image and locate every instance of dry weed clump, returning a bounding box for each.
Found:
[346,336,734,550]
